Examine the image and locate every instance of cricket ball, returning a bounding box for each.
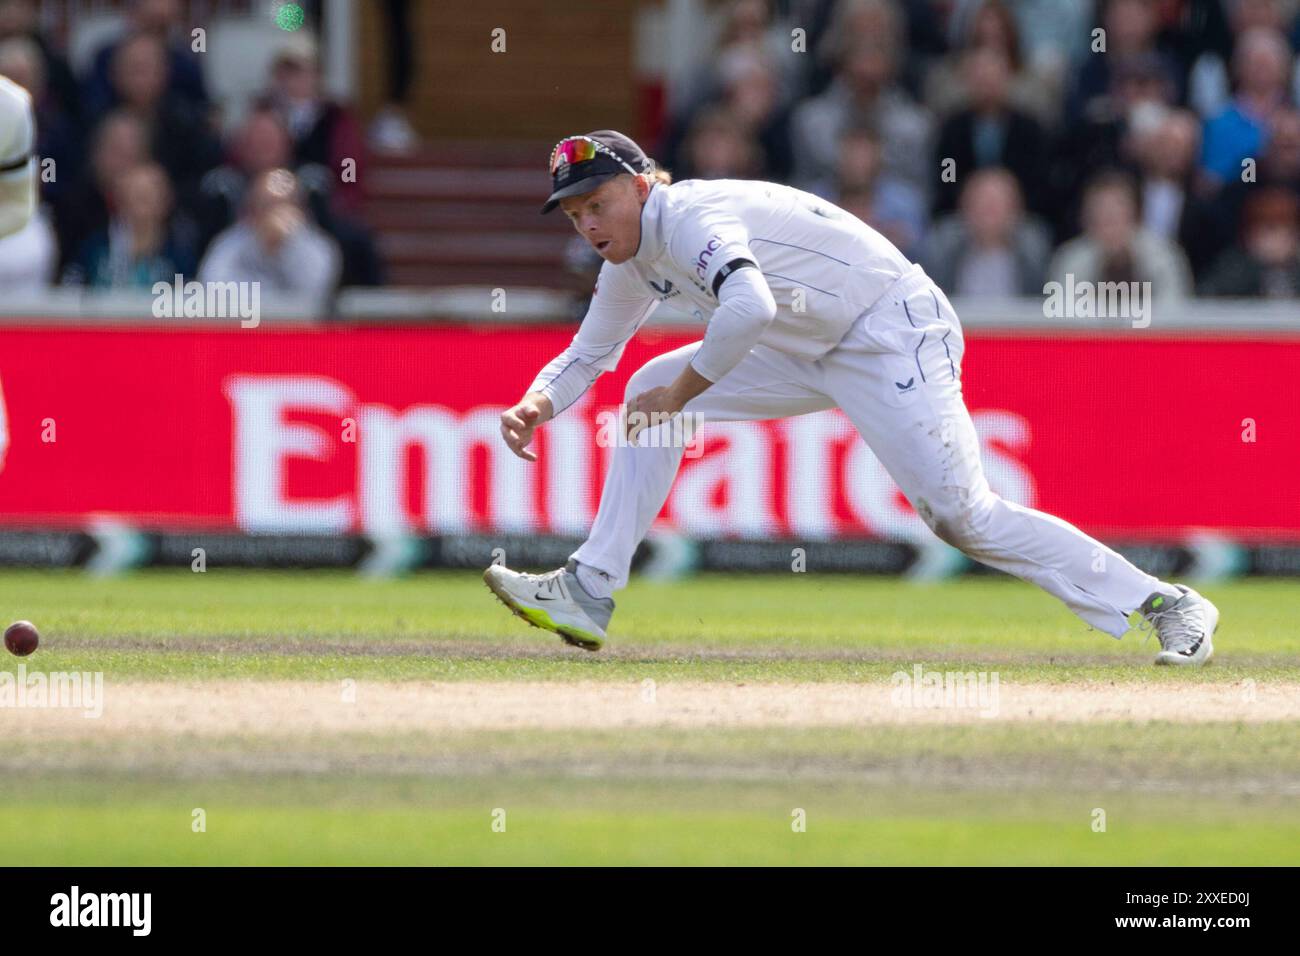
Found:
[4,620,39,656]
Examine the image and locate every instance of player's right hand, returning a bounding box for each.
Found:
[500,400,544,462]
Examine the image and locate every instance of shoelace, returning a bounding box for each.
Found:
[1141,597,1202,652]
[1134,615,1154,646]
[522,568,568,599]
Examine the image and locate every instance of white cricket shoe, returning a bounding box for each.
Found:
[1139,585,1218,666]
[483,559,614,651]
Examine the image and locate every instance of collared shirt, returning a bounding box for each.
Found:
[530,178,914,413]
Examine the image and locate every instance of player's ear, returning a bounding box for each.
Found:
[634,173,651,203]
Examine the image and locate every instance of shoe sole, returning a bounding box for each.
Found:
[481,569,604,652]
[1154,600,1218,667]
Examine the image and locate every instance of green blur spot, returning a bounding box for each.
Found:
[275,3,305,31]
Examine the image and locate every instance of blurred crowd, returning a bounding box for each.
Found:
[659,0,1300,299]
[3,0,1300,305]
[0,0,381,307]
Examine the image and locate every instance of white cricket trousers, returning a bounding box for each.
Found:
[572,266,1162,637]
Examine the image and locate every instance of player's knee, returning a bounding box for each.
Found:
[925,511,969,549]
[624,350,690,404]
[623,364,662,404]
[919,493,996,551]
[623,375,645,405]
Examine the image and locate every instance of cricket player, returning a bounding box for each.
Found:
[484,130,1218,665]
[0,74,35,239]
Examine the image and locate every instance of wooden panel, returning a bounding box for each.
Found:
[358,0,639,141]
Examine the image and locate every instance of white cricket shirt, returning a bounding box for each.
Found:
[530,178,915,414]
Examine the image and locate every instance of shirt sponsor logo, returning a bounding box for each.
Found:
[693,236,724,281]
[648,278,679,300]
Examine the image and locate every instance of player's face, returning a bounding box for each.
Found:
[559,175,649,264]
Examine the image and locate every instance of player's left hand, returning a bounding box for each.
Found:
[625,386,685,443]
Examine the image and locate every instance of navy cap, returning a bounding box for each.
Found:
[541,130,653,214]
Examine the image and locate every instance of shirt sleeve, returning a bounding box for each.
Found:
[527,261,658,416]
[667,207,758,299]
[666,208,773,383]
[687,263,776,383]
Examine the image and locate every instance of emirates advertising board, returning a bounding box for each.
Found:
[0,326,1296,547]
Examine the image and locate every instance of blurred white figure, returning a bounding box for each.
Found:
[0,205,55,290]
[0,73,35,237]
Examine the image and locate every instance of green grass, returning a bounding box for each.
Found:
[15,648,1300,683]
[12,804,1298,866]
[1,570,1296,682]
[4,721,1295,787]
[0,773,1295,866]
[0,569,1296,865]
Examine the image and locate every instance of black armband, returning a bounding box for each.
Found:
[711,258,758,297]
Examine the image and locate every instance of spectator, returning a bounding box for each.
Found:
[82,0,208,117]
[1214,106,1300,233]
[1050,52,1180,241]
[820,123,926,257]
[199,168,341,313]
[1255,104,1300,197]
[369,0,420,153]
[1202,187,1300,296]
[105,32,221,196]
[931,46,1050,216]
[1185,0,1291,119]
[677,107,763,180]
[51,110,149,275]
[1068,0,1178,126]
[895,0,951,90]
[924,168,1051,296]
[1200,27,1296,185]
[197,106,308,247]
[1130,106,1222,274]
[259,33,365,218]
[1000,0,1095,89]
[672,0,798,119]
[786,0,851,98]
[0,36,78,200]
[716,49,796,181]
[715,0,788,70]
[662,46,794,183]
[1153,0,1236,91]
[65,161,198,289]
[927,0,1061,127]
[197,106,384,286]
[793,0,932,197]
[1049,171,1193,301]
[0,0,81,121]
